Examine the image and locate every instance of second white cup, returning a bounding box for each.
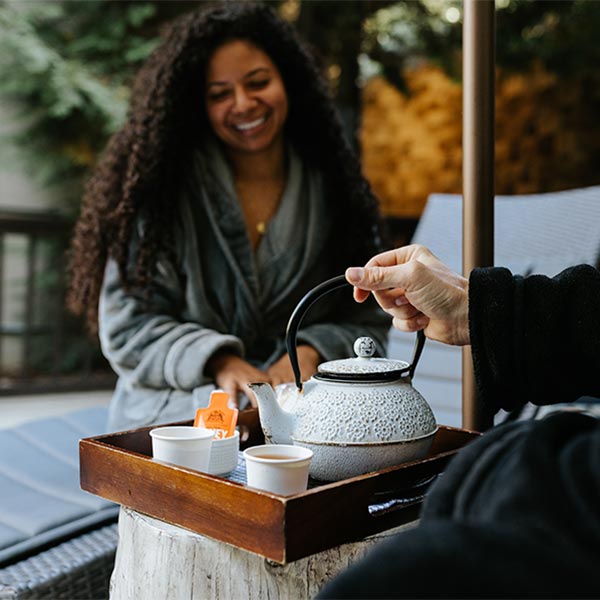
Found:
[150,426,213,472]
[208,430,240,476]
[243,444,313,496]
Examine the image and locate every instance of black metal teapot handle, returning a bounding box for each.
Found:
[285,274,426,391]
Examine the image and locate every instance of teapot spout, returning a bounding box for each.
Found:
[248,382,295,445]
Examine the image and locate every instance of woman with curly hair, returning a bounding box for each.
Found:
[67,2,391,431]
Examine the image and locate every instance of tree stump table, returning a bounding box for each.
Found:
[110,506,417,600]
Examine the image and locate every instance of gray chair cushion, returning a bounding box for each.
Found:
[389,185,600,427]
[413,186,600,275]
[0,406,118,567]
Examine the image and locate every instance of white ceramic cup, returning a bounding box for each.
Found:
[243,444,313,496]
[150,426,213,472]
[208,430,240,476]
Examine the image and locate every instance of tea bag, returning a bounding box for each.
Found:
[194,390,238,439]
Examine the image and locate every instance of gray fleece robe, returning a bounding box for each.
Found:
[99,142,391,431]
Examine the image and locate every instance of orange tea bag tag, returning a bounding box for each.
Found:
[194,391,238,439]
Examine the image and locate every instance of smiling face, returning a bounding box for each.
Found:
[205,39,289,157]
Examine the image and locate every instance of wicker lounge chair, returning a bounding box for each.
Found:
[0,523,117,600]
[0,407,118,600]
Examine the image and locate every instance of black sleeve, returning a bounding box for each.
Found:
[469,264,600,414]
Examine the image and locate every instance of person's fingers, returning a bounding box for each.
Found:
[212,357,274,409]
[221,382,239,408]
[243,384,258,408]
[268,364,293,387]
[246,369,271,406]
[392,314,429,333]
[363,244,435,269]
[347,264,412,293]
[386,303,422,322]
[346,267,366,286]
[373,290,421,319]
[346,244,470,346]
[363,247,412,269]
[372,288,408,310]
[249,368,271,382]
[269,373,285,387]
[353,286,371,303]
[348,245,445,295]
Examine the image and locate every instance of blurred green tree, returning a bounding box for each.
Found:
[2,0,600,213]
[0,1,161,212]
[361,0,600,84]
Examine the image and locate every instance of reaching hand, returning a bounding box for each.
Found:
[267,345,321,387]
[345,244,470,346]
[206,353,270,407]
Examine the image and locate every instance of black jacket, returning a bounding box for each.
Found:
[319,265,600,599]
[470,264,600,413]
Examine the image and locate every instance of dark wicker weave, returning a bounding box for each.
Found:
[0,524,118,600]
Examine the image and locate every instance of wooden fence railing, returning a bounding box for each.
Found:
[0,209,114,394]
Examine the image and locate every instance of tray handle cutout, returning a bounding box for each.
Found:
[367,474,437,517]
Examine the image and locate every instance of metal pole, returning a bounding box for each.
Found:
[462,0,495,431]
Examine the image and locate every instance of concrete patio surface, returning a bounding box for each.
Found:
[0,389,112,430]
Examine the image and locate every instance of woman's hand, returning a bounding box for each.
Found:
[345,244,470,346]
[267,345,321,387]
[206,352,270,408]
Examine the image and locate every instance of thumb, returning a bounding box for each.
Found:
[345,265,397,291]
[222,384,239,409]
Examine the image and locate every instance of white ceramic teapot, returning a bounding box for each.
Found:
[249,275,437,482]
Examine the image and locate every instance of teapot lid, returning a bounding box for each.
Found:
[315,337,410,383]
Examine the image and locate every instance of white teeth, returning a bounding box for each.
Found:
[235,115,266,131]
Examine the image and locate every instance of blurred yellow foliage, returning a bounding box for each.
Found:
[361,63,600,217]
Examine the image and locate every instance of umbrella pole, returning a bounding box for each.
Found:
[462,0,496,431]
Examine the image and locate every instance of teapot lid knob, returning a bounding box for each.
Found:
[354,337,376,358]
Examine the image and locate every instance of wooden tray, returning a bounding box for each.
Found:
[80,409,479,564]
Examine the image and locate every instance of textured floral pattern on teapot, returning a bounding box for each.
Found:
[292,382,436,445]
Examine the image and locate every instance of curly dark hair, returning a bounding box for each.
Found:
[67,1,386,334]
